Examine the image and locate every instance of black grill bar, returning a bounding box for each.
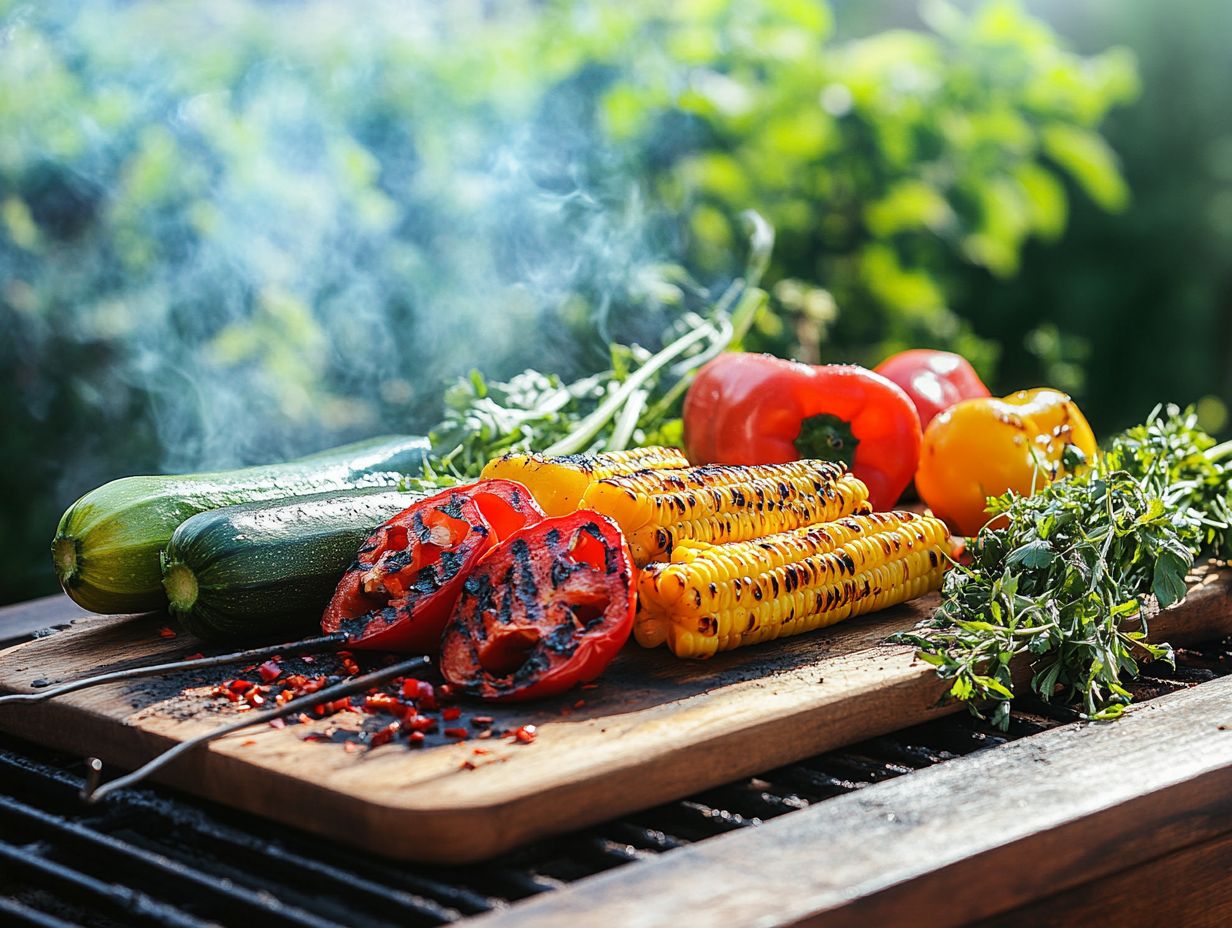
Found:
[0,751,472,926]
[1,633,1228,927]
[0,793,365,928]
[0,839,214,928]
[0,896,83,928]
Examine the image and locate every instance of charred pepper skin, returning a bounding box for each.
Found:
[684,353,922,511]
[873,349,990,429]
[440,511,635,701]
[915,388,1098,537]
[322,480,545,654]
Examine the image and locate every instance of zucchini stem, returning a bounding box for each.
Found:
[162,562,200,613]
[52,536,79,585]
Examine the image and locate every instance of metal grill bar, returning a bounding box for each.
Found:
[1,634,1227,928]
[0,839,214,928]
[0,896,83,928]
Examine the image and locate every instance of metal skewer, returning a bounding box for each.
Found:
[0,632,349,707]
[81,653,431,803]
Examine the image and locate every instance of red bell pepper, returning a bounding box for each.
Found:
[440,511,635,701]
[873,349,989,429]
[322,480,545,654]
[683,353,921,511]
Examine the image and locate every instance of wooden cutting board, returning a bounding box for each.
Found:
[1,566,1229,864]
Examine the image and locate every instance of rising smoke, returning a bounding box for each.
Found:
[0,0,715,597]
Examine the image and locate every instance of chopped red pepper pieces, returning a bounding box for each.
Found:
[416,681,437,711]
[157,626,177,639]
[513,724,537,744]
[363,693,401,714]
[443,727,469,739]
[408,731,426,746]
[257,660,282,683]
[369,721,402,747]
[441,706,461,721]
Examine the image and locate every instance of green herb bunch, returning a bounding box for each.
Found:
[896,406,1232,728]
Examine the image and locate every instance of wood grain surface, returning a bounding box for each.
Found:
[979,830,1232,928]
[468,674,1232,928]
[0,565,1228,864]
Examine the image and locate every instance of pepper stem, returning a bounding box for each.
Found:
[794,413,859,468]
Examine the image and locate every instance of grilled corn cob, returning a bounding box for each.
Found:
[636,510,949,658]
[581,459,871,565]
[481,446,689,516]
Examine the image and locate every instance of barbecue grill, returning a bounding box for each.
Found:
[3,601,1230,927]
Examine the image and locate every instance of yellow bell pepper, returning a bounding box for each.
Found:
[915,388,1097,536]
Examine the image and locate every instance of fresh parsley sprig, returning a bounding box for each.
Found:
[896,405,1232,728]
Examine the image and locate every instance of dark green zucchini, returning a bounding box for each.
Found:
[53,435,429,614]
[161,487,425,640]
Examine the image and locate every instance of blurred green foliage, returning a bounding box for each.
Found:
[592,0,1137,373]
[0,0,1145,602]
[950,0,1232,437]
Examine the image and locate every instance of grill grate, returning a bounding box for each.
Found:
[1,635,1229,927]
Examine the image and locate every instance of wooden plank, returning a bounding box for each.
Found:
[466,673,1232,928]
[0,566,1228,865]
[979,830,1232,928]
[0,594,91,643]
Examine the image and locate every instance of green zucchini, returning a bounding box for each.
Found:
[161,487,424,640]
[53,435,429,615]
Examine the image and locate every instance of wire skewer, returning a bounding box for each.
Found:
[0,632,349,707]
[81,653,431,803]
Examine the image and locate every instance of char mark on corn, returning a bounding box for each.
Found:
[581,459,871,565]
[635,510,949,658]
[481,446,689,516]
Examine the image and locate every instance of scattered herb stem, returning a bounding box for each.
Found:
[541,319,725,457]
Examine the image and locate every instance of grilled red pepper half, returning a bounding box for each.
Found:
[440,511,634,701]
[873,349,990,429]
[323,480,545,653]
[683,352,922,510]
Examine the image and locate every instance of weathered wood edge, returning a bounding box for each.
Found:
[976,830,1232,928]
[0,594,90,641]
[466,674,1232,928]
